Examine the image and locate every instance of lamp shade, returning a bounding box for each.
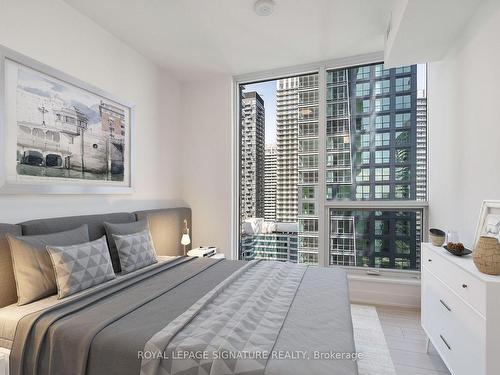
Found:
[181,233,191,246]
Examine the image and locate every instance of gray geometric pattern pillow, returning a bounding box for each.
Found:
[112,229,157,274]
[46,236,116,299]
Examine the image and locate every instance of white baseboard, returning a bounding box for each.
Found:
[348,276,421,309]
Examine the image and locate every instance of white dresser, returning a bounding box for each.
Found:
[421,243,500,375]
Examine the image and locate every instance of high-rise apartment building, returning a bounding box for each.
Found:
[241,224,298,263]
[275,78,299,223]
[264,144,277,220]
[275,74,319,264]
[240,91,265,220]
[240,63,425,270]
[325,63,422,269]
[297,74,319,264]
[416,90,427,201]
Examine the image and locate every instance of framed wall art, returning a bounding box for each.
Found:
[473,200,500,249]
[0,46,135,194]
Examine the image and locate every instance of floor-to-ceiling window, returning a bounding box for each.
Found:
[237,59,427,272]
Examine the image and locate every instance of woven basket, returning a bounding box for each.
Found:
[473,236,500,275]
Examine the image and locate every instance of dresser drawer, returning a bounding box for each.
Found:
[422,246,486,316]
[422,267,486,375]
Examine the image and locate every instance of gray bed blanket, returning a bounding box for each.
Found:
[10,258,358,375]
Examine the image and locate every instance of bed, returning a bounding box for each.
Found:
[0,209,358,375]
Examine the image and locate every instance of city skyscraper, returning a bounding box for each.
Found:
[275,77,299,223]
[264,144,277,221]
[297,74,319,264]
[240,63,425,270]
[416,90,427,201]
[325,63,422,269]
[240,91,265,220]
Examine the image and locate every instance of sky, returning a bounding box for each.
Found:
[18,65,104,125]
[242,64,427,147]
[242,80,277,145]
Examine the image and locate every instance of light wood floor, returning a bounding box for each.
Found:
[373,305,451,375]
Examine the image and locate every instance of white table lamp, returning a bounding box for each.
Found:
[181,219,191,255]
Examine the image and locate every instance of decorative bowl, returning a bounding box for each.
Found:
[444,245,472,256]
[429,228,446,247]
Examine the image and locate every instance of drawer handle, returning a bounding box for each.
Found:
[462,284,468,289]
[440,335,451,350]
[439,299,451,312]
[428,258,432,262]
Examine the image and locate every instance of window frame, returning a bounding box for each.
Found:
[232,52,428,274]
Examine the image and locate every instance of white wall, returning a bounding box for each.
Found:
[0,0,184,223]
[428,0,500,248]
[180,75,233,256]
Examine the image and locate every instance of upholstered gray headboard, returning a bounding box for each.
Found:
[0,207,192,307]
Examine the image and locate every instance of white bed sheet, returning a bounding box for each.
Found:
[0,348,9,375]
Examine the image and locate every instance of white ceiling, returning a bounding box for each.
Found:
[63,0,395,82]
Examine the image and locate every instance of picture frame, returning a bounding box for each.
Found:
[0,46,135,194]
[473,200,500,249]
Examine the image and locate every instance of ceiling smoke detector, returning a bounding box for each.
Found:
[254,0,275,16]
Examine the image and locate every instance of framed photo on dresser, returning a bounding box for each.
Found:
[473,200,500,249]
[0,46,135,194]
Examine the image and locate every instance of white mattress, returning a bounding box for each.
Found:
[0,256,178,350]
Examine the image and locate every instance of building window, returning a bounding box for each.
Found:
[328,102,348,117]
[327,136,350,151]
[356,168,371,182]
[356,117,370,131]
[356,66,371,80]
[396,77,411,92]
[375,220,389,235]
[299,171,319,184]
[356,99,371,113]
[395,66,412,74]
[299,122,318,137]
[327,119,349,134]
[328,70,347,83]
[356,185,371,200]
[238,62,426,271]
[358,133,371,148]
[375,168,390,182]
[301,187,315,199]
[395,113,411,128]
[300,219,318,232]
[299,138,318,152]
[327,86,347,101]
[299,90,319,105]
[375,185,390,199]
[299,154,318,169]
[395,220,411,236]
[374,79,390,95]
[375,115,390,129]
[395,185,411,199]
[395,167,411,181]
[327,170,351,183]
[299,106,319,120]
[356,151,371,165]
[327,152,351,167]
[375,132,390,147]
[375,97,390,112]
[355,82,370,97]
[396,148,410,163]
[374,64,390,77]
[395,95,411,109]
[301,202,315,215]
[375,150,390,164]
[396,131,410,146]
